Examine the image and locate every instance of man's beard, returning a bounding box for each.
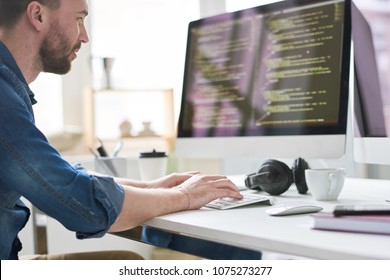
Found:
[39,23,80,75]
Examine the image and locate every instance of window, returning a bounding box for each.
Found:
[90,0,200,118]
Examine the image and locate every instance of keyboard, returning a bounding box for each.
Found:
[205,192,276,210]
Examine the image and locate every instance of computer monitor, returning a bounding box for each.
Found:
[352,1,390,165]
[176,0,352,159]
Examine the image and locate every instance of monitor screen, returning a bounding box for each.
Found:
[352,0,390,165]
[176,0,351,159]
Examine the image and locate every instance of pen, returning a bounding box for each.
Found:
[96,138,109,157]
[113,141,123,157]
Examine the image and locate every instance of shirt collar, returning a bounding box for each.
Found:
[0,41,37,105]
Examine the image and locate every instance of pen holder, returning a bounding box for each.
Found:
[94,157,127,178]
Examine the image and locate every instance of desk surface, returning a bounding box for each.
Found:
[143,177,390,259]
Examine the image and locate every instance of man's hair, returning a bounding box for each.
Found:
[0,0,61,28]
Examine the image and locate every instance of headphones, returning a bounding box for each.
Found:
[245,158,310,195]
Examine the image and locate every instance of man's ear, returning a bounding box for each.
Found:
[26,2,47,31]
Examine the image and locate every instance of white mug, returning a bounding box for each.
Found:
[138,150,167,181]
[305,168,346,201]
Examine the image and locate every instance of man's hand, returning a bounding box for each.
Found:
[174,174,243,210]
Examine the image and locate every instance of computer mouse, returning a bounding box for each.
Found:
[265,201,323,216]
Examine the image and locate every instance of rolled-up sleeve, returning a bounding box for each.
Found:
[76,175,125,239]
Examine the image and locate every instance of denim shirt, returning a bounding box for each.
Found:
[0,42,125,260]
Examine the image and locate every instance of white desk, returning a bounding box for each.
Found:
[142,177,390,259]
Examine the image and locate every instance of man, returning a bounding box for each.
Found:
[0,0,243,260]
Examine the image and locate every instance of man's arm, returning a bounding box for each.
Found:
[109,174,242,232]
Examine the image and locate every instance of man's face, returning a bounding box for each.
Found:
[39,20,81,74]
[38,0,89,74]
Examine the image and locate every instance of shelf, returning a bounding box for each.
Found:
[83,88,175,155]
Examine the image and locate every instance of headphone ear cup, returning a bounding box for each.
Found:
[292,157,310,194]
[253,159,293,195]
[244,173,263,191]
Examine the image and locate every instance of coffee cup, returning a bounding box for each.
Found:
[138,149,167,181]
[305,168,345,201]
